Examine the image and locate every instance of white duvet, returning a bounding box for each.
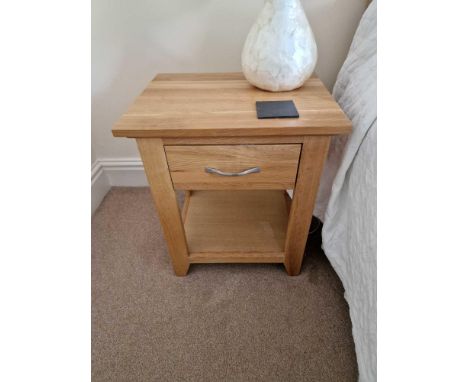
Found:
[314,2,377,381]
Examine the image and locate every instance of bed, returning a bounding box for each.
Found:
[314,2,377,381]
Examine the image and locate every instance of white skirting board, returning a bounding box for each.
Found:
[91,158,147,214]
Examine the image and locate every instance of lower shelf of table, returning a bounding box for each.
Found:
[182,190,290,263]
[189,252,285,264]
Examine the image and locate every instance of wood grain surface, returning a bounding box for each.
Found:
[184,190,289,255]
[113,73,352,138]
[284,136,331,276]
[137,138,190,276]
[165,144,301,190]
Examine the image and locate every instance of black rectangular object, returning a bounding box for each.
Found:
[255,100,299,119]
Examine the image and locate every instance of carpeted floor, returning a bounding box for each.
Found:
[92,187,357,381]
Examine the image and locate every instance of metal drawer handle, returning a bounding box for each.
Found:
[205,166,261,177]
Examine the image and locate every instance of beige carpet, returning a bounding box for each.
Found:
[92,187,357,381]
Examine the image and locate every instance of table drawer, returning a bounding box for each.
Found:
[164,144,301,190]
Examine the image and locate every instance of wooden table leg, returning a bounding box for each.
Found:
[137,138,190,276]
[284,136,331,276]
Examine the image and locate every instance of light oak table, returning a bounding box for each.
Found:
[113,73,351,276]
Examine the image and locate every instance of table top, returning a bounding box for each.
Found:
[112,73,352,138]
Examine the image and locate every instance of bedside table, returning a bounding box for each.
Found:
[113,73,351,276]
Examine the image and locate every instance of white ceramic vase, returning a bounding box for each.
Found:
[241,0,317,92]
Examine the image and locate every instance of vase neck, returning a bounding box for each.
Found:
[266,0,301,8]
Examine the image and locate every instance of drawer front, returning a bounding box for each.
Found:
[164,144,301,190]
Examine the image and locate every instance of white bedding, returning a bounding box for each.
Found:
[314,2,377,381]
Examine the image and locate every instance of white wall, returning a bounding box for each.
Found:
[92,0,367,161]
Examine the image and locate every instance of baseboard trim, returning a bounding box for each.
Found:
[91,158,147,214]
[91,161,111,214]
[100,158,148,187]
